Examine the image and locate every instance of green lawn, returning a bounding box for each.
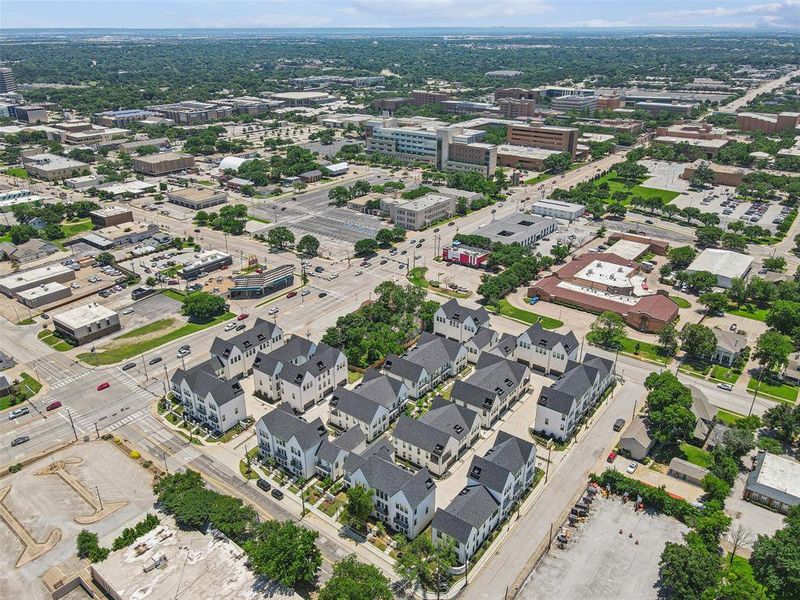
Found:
[162,289,185,302]
[587,332,668,364]
[61,219,94,238]
[710,365,740,385]
[727,304,769,322]
[747,378,798,403]
[669,296,691,309]
[596,171,680,206]
[679,442,713,468]
[116,318,176,339]
[4,167,28,179]
[347,370,363,384]
[407,267,428,288]
[716,409,744,426]
[679,359,712,378]
[37,329,74,351]
[78,312,234,365]
[524,173,552,185]
[0,372,42,411]
[489,299,563,329]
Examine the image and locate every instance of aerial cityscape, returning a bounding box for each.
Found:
[0,8,799,600]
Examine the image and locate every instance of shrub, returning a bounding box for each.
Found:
[129,450,141,460]
[591,470,699,524]
[111,513,160,551]
[8,463,22,473]
[76,530,109,563]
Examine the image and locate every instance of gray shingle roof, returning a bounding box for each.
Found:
[537,353,613,415]
[317,427,365,464]
[451,353,528,411]
[432,484,500,544]
[520,322,578,353]
[210,318,280,359]
[467,432,534,495]
[258,404,327,450]
[439,299,490,326]
[331,387,386,423]
[384,332,463,382]
[468,327,499,351]
[393,397,478,455]
[347,452,436,507]
[170,359,243,406]
[490,333,518,357]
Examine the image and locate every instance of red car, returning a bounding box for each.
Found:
[46,401,63,411]
[237,313,249,321]
[97,382,110,391]
[607,451,617,463]
[286,291,297,298]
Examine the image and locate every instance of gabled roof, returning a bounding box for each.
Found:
[619,416,652,448]
[347,451,436,507]
[688,385,718,423]
[467,327,499,351]
[393,397,479,454]
[252,335,319,376]
[170,359,243,406]
[468,431,535,493]
[520,322,578,354]
[277,343,344,386]
[211,318,281,359]
[438,299,489,326]
[451,353,528,411]
[490,333,518,358]
[352,373,407,409]
[432,485,500,544]
[317,426,365,464]
[331,387,387,423]
[712,328,746,354]
[258,404,327,450]
[537,353,612,415]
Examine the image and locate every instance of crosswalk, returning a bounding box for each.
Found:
[49,370,92,390]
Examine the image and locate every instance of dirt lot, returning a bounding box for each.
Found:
[518,494,688,600]
[0,441,156,600]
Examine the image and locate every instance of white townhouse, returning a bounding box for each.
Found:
[210,318,284,379]
[170,359,246,434]
[383,332,467,399]
[432,485,500,565]
[329,371,408,441]
[433,299,491,343]
[253,335,347,414]
[344,443,436,540]
[392,397,481,477]
[514,323,579,375]
[450,352,531,429]
[315,427,366,482]
[256,404,328,480]
[533,353,615,441]
[463,327,500,364]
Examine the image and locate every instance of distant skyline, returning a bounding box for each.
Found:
[2,0,799,30]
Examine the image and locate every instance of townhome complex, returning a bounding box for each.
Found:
[383,332,468,398]
[328,370,408,441]
[315,427,367,482]
[433,299,491,343]
[533,354,615,441]
[253,335,348,413]
[256,404,328,479]
[170,359,246,435]
[210,318,284,379]
[514,323,579,375]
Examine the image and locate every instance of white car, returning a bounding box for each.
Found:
[717,382,733,391]
[355,270,363,276]
[224,322,237,331]
[122,308,134,315]
[301,289,310,297]
[268,307,279,315]
[626,462,638,474]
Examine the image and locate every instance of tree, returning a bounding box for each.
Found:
[721,232,748,252]
[328,185,351,207]
[343,485,373,533]
[763,256,786,272]
[727,278,748,308]
[77,530,109,563]
[668,246,697,270]
[266,226,295,250]
[686,271,718,295]
[766,300,800,339]
[696,225,724,248]
[726,525,754,566]
[746,277,775,308]
[701,474,732,505]
[753,330,793,374]
[690,162,715,188]
[244,520,321,589]
[589,311,625,350]
[657,322,680,358]
[550,244,569,263]
[761,404,800,444]
[145,276,157,287]
[181,291,226,322]
[319,555,393,600]
[296,234,320,256]
[680,323,717,360]
[96,251,115,266]
[208,494,256,542]
[542,152,572,174]
[375,228,396,247]
[395,534,457,590]
[693,508,732,549]
[750,506,800,600]
[699,292,729,316]
[659,541,722,600]
[354,238,378,257]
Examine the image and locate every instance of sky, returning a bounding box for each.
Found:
[1,0,798,30]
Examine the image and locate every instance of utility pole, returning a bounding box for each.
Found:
[96,486,103,511]
[748,367,765,416]
[95,421,100,439]
[163,450,169,475]
[141,353,148,379]
[67,409,78,441]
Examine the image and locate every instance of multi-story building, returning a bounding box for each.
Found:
[432,485,501,565]
[463,327,500,364]
[53,303,121,345]
[410,90,452,106]
[506,124,580,158]
[634,101,697,115]
[496,144,563,171]
[495,88,540,101]
[344,443,436,539]
[514,323,579,375]
[93,109,158,127]
[14,105,47,124]
[466,212,557,248]
[433,299,490,343]
[170,359,247,435]
[132,152,194,175]
[89,206,133,228]
[0,263,75,298]
[533,354,615,441]
[383,332,467,399]
[147,101,233,125]
[551,95,598,113]
[0,68,17,93]
[329,371,408,441]
[315,427,366,482]
[269,91,335,107]
[441,244,490,269]
[389,193,457,231]
[497,98,537,119]
[450,353,531,429]
[392,397,481,476]
[736,111,800,133]
[210,317,284,379]
[440,140,497,176]
[256,404,328,479]
[253,335,347,413]
[22,153,87,180]
[529,198,586,221]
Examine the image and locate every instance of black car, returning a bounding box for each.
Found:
[122,362,137,371]
[613,418,626,432]
[314,266,325,273]
[401,250,407,255]
[236,323,246,331]
[380,259,388,265]
[149,356,163,365]
[271,488,284,500]
[11,436,30,447]
[257,478,272,493]
[318,292,328,298]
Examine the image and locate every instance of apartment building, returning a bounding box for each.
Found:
[210,318,284,379]
[463,327,501,364]
[170,360,246,435]
[515,323,579,375]
[736,111,800,133]
[147,101,233,125]
[383,332,467,399]
[393,396,481,477]
[389,193,456,231]
[450,353,531,429]
[256,404,328,479]
[329,370,408,441]
[344,443,436,539]
[432,485,501,565]
[315,427,367,482]
[533,354,615,441]
[433,299,491,343]
[253,335,347,413]
[506,124,579,158]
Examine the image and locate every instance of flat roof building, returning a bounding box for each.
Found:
[468,212,557,247]
[270,91,335,106]
[634,101,697,115]
[147,101,233,125]
[89,205,133,228]
[132,152,195,176]
[737,111,800,134]
[530,198,586,221]
[167,187,228,210]
[496,144,562,171]
[551,94,598,113]
[14,105,47,124]
[22,153,88,180]
[181,250,233,280]
[0,263,75,297]
[93,108,157,127]
[16,282,71,308]
[506,124,579,158]
[686,248,754,289]
[745,451,800,514]
[389,193,456,231]
[53,302,121,345]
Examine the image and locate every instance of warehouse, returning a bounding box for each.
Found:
[0,263,75,298]
[686,248,753,289]
[54,302,121,345]
[167,187,228,210]
[16,282,72,308]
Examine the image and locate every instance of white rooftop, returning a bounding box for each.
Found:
[751,453,800,503]
[574,259,636,287]
[16,282,69,300]
[497,144,562,160]
[54,302,117,328]
[687,248,754,279]
[608,240,650,260]
[0,264,73,291]
[185,250,231,269]
[531,198,585,210]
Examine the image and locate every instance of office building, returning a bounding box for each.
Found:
[93,109,157,127]
[736,111,800,133]
[389,193,456,231]
[0,263,75,298]
[495,88,540,101]
[132,152,194,176]
[466,212,557,247]
[22,153,87,180]
[551,95,598,113]
[53,302,121,345]
[506,124,579,158]
[181,250,233,281]
[269,91,335,106]
[0,67,17,93]
[147,101,233,125]
[17,282,71,308]
[496,144,563,171]
[744,451,800,514]
[530,198,586,221]
[686,248,753,289]
[634,101,697,115]
[166,187,227,210]
[89,206,133,228]
[14,105,47,124]
[411,90,451,105]
[229,264,294,299]
[498,98,537,118]
[681,160,750,187]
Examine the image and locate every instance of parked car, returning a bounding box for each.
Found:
[286,291,297,298]
[301,289,310,297]
[613,418,626,432]
[257,478,272,493]
[236,323,246,331]
[122,362,136,371]
[237,313,249,321]
[268,307,279,315]
[626,462,638,474]
[607,451,617,463]
[318,292,328,298]
[149,356,163,365]
[729,324,737,332]
[9,407,30,420]
[97,382,110,391]
[46,401,62,411]
[380,259,388,265]
[271,488,284,500]
[11,436,30,447]
[224,322,237,331]
[122,308,134,315]
[314,266,325,273]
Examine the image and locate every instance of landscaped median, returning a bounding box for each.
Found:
[77,311,235,365]
[487,298,563,329]
[0,372,42,411]
[407,267,470,299]
[586,331,670,365]
[746,377,798,404]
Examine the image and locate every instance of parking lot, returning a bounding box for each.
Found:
[0,441,156,600]
[518,493,688,600]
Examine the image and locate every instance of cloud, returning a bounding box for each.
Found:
[570,19,635,27]
[348,0,552,21]
[650,0,800,27]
